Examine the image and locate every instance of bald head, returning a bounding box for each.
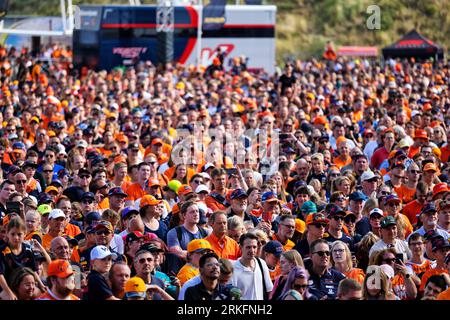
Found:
[51,236,71,260]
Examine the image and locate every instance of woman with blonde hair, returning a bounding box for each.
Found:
[361,198,378,217]
[331,241,365,284]
[332,176,353,196]
[362,265,398,300]
[355,232,380,271]
[270,250,304,300]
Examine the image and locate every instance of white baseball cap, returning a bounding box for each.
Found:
[195,185,210,194]
[76,140,88,148]
[369,208,384,217]
[90,245,117,261]
[49,209,66,220]
[361,170,376,182]
[199,172,211,180]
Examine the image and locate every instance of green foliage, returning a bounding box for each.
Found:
[7,0,450,60]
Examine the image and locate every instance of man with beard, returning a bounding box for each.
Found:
[42,209,67,251]
[226,189,259,227]
[184,252,224,300]
[407,203,449,241]
[38,260,79,300]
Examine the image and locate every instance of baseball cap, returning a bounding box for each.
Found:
[50,179,64,188]
[423,163,438,172]
[369,208,384,218]
[136,243,164,256]
[187,239,212,253]
[151,138,163,146]
[78,168,91,176]
[411,110,422,118]
[124,277,147,299]
[38,193,54,205]
[432,183,449,199]
[384,194,401,205]
[230,189,248,200]
[45,186,59,194]
[140,195,162,208]
[108,187,128,198]
[432,237,450,252]
[195,185,210,194]
[81,192,95,201]
[363,129,374,137]
[76,140,88,148]
[263,240,283,258]
[420,202,437,215]
[124,231,144,244]
[398,139,412,149]
[85,211,101,226]
[49,209,65,220]
[47,260,74,278]
[6,165,21,176]
[306,212,330,226]
[167,180,182,194]
[128,142,139,150]
[360,171,377,182]
[380,216,397,228]
[300,201,317,214]
[261,191,279,203]
[90,245,117,261]
[178,185,193,196]
[327,204,346,217]
[91,157,107,167]
[349,191,368,202]
[202,163,215,171]
[22,161,39,169]
[63,235,79,247]
[30,116,40,124]
[414,129,428,140]
[121,207,140,219]
[93,220,114,232]
[37,204,52,216]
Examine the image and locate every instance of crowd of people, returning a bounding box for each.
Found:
[0,43,449,301]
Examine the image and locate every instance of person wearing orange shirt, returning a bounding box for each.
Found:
[384,194,413,240]
[38,260,80,300]
[262,240,283,281]
[147,138,169,166]
[42,209,68,251]
[436,253,450,300]
[205,168,229,212]
[272,215,296,251]
[406,233,433,279]
[333,139,352,170]
[396,162,420,205]
[125,162,152,202]
[419,238,450,293]
[401,182,428,226]
[408,129,429,159]
[205,211,241,260]
[177,239,213,286]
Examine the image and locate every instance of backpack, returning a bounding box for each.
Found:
[175,225,208,247]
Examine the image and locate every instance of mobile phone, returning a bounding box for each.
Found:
[279,133,290,140]
[6,201,21,214]
[226,168,237,176]
[395,253,404,263]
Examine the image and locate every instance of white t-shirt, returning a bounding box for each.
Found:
[369,239,411,261]
[110,234,124,255]
[231,258,273,300]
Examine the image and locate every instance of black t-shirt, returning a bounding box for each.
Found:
[85,270,114,300]
[184,281,222,301]
[324,233,355,253]
[293,238,311,259]
[144,220,169,243]
[355,216,371,237]
[0,242,37,281]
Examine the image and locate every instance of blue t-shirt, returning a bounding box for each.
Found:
[166,226,208,251]
[306,267,346,300]
[144,220,169,243]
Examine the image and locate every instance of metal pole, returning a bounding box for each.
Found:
[197,0,203,69]
[67,0,73,33]
[60,0,67,33]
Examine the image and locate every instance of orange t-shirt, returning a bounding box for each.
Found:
[401,200,424,226]
[333,155,352,170]
[395,185,416,205]
[125,182,146,201]
[420,269,448,292]
[38,291,80,300]
[205,233,241,260]
[269,264,281,282]
[177,264,199,286]
[437,288,450,300]
[406,259,433,278]
[408,146,420,159]
[272,234,295,251]
[65,223,81,238]
[344,268,365,285]
[42,233,56,251]
[205,190,229,212]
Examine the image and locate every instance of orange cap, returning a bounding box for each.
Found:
[47,260,74,278]
[432,183,449,199]
[423,163,438,172]
[414,129,429,140]
[178,184,193,196]
[140,195,161,208]
[151,138,163,146]
[313,116,327,125]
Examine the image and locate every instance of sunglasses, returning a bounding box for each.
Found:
[193,180,203,184]
[96,230,112,236]
[383,258,396,264]
[16,180,27,184]
[312,223,326,229]
[43,170,53,173]
[332,216,345,221]
[82,199,94,204]
[80,175,91,179]
[388,202,400,207]
[138,257,154,264]
[313,251,330,257]
[409,170,421,174]
[45,154,55,158]
[344,217,356,223]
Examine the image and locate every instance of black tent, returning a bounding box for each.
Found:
[382,29,444,61]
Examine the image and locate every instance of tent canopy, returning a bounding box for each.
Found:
[382,29,444,60]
